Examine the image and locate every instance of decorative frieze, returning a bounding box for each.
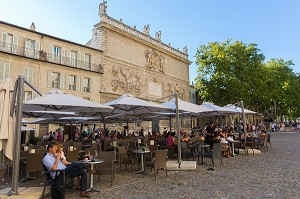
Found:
[111,66,143,96]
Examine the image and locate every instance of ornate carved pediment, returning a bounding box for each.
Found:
[111,66,143,96]
[144,49,165,73]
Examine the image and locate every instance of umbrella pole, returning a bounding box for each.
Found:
[127,121,129,135]
[241,101,246,136]
[175,93,182,166]
[69,122,73,141]
[9,76,24,195]
[169,116,172,132]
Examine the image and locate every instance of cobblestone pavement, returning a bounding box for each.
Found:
[51,133,300,198]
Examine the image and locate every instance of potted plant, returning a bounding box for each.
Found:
[39,50,47,61]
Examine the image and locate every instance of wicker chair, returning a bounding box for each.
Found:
[236,137,255,155]
[41,161,75,199]
[95,151,115,187]
[66,150,79,162]
[25,153,45,182]
[145,149,168,180]
[203,143,223,170]
[267,134,271,148]
[118,146,139,171]
[254,135,268,151]
[181,142,193,160]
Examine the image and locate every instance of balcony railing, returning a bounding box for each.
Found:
[0,41,104,74]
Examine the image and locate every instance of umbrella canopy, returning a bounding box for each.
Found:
[161,98,213,116]
[21,126,35,131]
[28,117,100,124]
[0,78,14,156]
[199,102,238,116]
[23,89,113,114]
[224,104,257,115]
[23,110,78,118]
[105,94,173,115]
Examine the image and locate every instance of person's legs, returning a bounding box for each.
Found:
[67,168,88,192]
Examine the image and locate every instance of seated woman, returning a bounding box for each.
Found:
[166,132,176,149]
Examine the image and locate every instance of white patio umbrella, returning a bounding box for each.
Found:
[224,104,257,114]
[0,78,14,163]
[199,102,238,116]
[23,89,113,115]
[161,98,213,116]
[105,94,173,115]
[23,110,78,118]
[21,126,35,131]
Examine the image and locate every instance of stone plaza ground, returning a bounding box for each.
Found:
[1,132,299,198]
[56,132,300,199]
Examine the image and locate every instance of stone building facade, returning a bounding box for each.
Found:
[0,2,191,134]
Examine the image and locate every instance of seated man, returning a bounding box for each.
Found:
[43,142,90,198]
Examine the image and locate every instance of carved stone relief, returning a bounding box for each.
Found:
[111,66,143,96]
[164,81,187,100]
[144,49,165,73]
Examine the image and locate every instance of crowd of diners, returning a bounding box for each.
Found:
[36,120,269,198]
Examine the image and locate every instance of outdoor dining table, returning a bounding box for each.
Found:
[132,149,150,174]
[79,159,103,192]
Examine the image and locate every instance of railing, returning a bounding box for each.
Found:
[0,41,104,74]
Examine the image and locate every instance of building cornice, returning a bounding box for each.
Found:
[94,16,192,65]
[0,20,103,53]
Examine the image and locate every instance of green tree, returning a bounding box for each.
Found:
[195,39,267,111]
[195,39,300,119]
[264,59,299,119]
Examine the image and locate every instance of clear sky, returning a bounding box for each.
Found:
[0,0,299,83]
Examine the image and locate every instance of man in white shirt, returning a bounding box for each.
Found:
[43,142,90,198]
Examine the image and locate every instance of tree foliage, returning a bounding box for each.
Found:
[195,39,300,119]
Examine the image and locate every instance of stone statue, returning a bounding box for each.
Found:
[90,28,102,50]
[98,0,107,18]
[155,31,161,41]
[159,56,165,72]
[145,50,153,68]
[143,24,150,35]
[183,45,188,54]
[30,22,35,31]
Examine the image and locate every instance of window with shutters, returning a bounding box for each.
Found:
[3,33,13,53]
[53,46,61,63]
[83,77,90,92]
[25,39,35,58]
[68,75,76,91]
[0,62,10,81]
[24,67,34,84]
[85,54,91,69]
[51,72,60,88]
[71,51,77,67]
